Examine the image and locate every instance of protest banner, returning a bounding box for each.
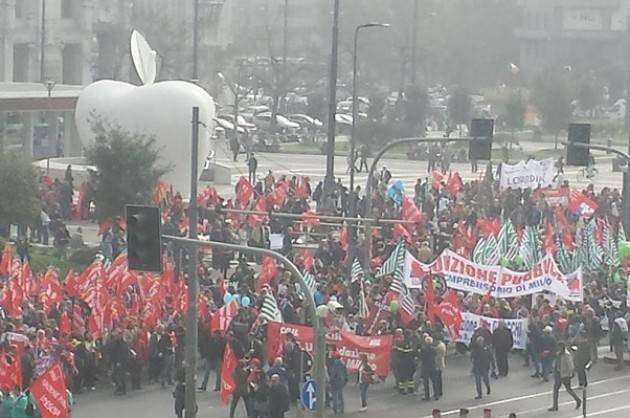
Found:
[29,363,68,418]
[266,321,393,376]
[499,159,556,190]
[457,312,528,349]
[403,249,582,301]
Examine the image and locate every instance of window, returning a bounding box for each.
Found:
[12,44,29,82]
[61,0,75,19]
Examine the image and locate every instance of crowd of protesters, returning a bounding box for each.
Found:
[1,151,630,417]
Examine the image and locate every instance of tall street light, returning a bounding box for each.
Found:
[349,23,390,193]
[40,0,46,83]
[192,0,199,82]
[410,0,418,85]
[324,0,340,191]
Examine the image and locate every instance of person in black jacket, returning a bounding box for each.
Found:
[198,330,225,392]
[108,329,131,395]
[471,336,492,400]
[492,321,514,377]
[268,374,290,418]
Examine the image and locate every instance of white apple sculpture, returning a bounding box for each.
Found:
[75,30,215,197]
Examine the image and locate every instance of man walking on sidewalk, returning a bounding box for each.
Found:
[548,342,581,412]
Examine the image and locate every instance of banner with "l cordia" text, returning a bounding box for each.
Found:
[499,159,556,190]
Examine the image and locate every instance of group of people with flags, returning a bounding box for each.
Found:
[1,156,630,417]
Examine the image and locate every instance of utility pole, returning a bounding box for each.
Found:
[282,0,289,113]
[192,0,199,82]
[184,107,200,418]
[325,0,340,189]
[40,0,46,83]
[410,0,418,86]
[350,23,390,193]
[624,16,630,237]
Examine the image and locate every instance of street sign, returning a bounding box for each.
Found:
[300,379,318,411]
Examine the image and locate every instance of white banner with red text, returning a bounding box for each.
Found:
[403,249,583,301]
[266,321,393,377]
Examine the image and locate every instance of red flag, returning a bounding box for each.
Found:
[392,223,412,242]
[568,189,598,216]
[197,185,219,207]
[295,176,309,199]
[301,210,321,227]
[401,196,423,223]
[226,199,241,229]
[248,198,267,228]
[220,344,238,404]
[303,249,314,271]
[436,291,462,339]
[64,270,79,299]
[256,257,278,292]
[543,223,555,255]
[40,268,63,314]
[0,350,22,391]
[236,177,255,206]
[210,300,239,335]
[30,363,68,418]
[431,170,444,190]
[88,310,103,339]
[269,181,289,208]
[59,311,71,336]
[0,242,11,276]
[446,172,463,196]
[98,218,112,235]
[340,224,349,251]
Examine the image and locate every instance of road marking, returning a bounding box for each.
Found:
[570,404,630,418]
[418,374,630,418]
[512,388,630,416]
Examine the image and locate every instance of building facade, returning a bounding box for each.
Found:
[515,0,629,78]
[0,0,232,86]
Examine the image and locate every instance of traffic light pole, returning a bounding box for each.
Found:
[562,141,630,237]
[162,236,327,418]
[184,107,200,418]
[363,137,472,269]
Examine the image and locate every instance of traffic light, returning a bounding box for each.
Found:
[126,205,162,272]
[468,118,494,161]
[567,123,591,166]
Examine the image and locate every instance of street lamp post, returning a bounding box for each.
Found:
[350,23,390,193]
[410,0,418,85]
[192,0,199,82]
[325,0,340,191]
[40,0,46,83]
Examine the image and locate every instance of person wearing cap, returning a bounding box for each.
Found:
[420,336,439,400]
[539,325,557,382]
[268,374,290,418]
[549,341,581,411]
[328,351,348,415]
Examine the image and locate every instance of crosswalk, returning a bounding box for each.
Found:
[214,152,626,196]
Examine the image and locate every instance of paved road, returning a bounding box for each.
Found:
[72,351,630,418]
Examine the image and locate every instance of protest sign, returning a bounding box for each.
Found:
[30,363,68,418]
[499,159,556,190]
[266,321,393,376]
[404,249,582,301]
[457,312,528,349]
